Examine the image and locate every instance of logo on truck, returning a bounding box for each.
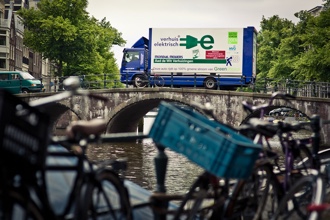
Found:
[180,35,214,50]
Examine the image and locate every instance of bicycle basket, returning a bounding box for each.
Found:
[149,101,262,179]
[0,89,50,171]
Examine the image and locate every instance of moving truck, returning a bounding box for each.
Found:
[120,27,257,89]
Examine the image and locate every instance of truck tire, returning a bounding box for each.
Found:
[204,77,217,89]
[133,75,148,88]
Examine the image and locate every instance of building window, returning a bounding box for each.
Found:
[0,36,5,46]
[0,59,6,68]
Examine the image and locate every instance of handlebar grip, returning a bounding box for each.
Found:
[242,101,253,113]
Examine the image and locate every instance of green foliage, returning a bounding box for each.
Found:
[18,0,126,88]
[257,4,330,82]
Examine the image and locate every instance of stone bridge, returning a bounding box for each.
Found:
[19,88,330,144]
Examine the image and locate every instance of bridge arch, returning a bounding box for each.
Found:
[36,102,81,131]
[107,94,192,133]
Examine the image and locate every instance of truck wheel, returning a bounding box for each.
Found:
[204,78,217,89]
[133,75,148,88]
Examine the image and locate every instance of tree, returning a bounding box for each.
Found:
[292,3,330,81]
[256,15,295,79]
[18,0,125,87]
[257,2,330,82]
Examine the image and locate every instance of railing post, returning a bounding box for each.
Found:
[217,74,220,90]
[152,144,168,220]
[103,73,106,89]
[286,79,291,94]
[274,82,278,92]
[125,71,128,88]
[19,78,22,93]
[194,73,196,89]
[240,76,245,91]
[171,73,173,88]
[310,115,321,169]
[147,71,151,88]
[263,77,267,93]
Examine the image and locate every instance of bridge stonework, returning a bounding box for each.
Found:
[19,88,330,144]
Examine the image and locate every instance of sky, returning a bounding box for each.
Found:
[86,0,324,66]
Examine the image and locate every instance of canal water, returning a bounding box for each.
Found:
[86,113,204,195]
[83,113,313,195]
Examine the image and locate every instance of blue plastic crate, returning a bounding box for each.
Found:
[149,101,262,179]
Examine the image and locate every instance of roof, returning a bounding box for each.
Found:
[308,6,323,13]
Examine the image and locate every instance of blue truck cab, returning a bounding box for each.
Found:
[120,37,149,86]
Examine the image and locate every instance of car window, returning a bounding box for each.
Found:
[0,74,8,80]
[20,71,35,80]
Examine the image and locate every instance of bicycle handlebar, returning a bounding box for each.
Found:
[242,92,296,114]
[242,117,330,138]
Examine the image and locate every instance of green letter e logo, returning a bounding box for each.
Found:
[180,35,214,49]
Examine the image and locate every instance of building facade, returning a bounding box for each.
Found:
[1,0,42,79]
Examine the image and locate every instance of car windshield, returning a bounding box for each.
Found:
[20,71,35,80]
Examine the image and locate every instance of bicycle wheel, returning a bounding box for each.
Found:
[0,189,43,220]
[153,76,164,87]
[271,170,325,220]
[78,169,132,220]
[173,171,225,220]
[224,163,281,220]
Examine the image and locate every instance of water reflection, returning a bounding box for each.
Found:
[87,140,203,194]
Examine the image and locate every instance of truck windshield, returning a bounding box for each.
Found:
[20,71,35,80]
[124,51,139,63]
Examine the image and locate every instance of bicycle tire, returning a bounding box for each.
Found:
[77,169,132,220]
[224,163,281,220]
[153,76,164,87]
[271,170,325,220]
[173,171,224,220]
[0,189,43,220]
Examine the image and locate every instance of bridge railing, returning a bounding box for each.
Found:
[38,74,330,98]
[251,78,330,98]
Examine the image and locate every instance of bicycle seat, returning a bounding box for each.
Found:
[66,118,107,139]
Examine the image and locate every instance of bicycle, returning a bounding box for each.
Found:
[148,101,264,219]
[239,111,330,219]
[222,92,329,220]
[0,76,133,219]
[239,118,327,220]
[152,74,164,87]
[272,169,325,220]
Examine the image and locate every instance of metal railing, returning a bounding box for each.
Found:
[17,74,330,99]
[251,78,330,98]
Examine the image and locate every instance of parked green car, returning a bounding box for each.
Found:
[0,71,44,94]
